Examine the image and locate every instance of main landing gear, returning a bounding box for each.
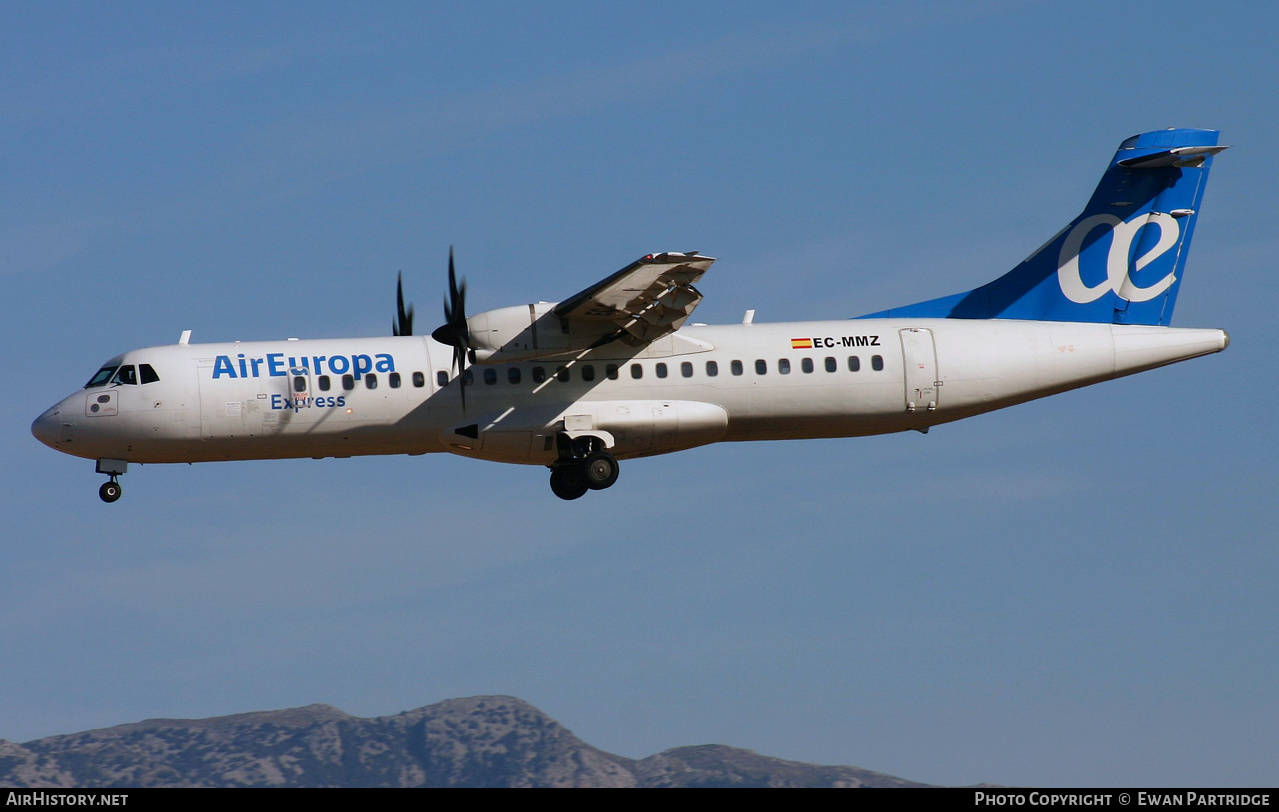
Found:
[96,458,127,503]
[548,435,620,500]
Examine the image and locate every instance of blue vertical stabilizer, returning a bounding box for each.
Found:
[857,129,1225,326]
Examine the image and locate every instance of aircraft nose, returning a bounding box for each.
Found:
[31,405,61,448]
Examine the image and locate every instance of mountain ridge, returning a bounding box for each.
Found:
[0,696,929,788]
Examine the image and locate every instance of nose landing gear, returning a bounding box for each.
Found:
[99,479,122,503]
[95,458,128,503]
[548,435,620,500]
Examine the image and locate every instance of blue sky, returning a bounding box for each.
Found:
[3,1,1276,787]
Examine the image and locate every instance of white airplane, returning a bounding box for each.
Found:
[33,128,1229,502]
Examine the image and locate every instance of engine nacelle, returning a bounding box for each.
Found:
[465,303,616,363]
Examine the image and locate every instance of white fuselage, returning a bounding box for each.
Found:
[32,318,1228,469]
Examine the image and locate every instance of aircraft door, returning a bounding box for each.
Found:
[196,360,270,439]
[899,328,939,413]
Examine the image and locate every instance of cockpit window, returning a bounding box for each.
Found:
[110,365,138,385]
[139,364,160,384]
[85,366,119,388]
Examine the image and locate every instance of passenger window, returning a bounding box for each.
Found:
[706,360,718,377]
[656,363,668,378]
[508,367,521,385]
[825,357,836,373]
[415,371,426,388]
[366,373,378,389]
[731,360,743,376]
[582,365,595,382]
[755,360,767,375]
[681,362,693,378]
[342,374,355,390]
[435,371,447,387]
[462,369,474,386]
[631,364,643,380]
[139,363,160,384]
[872,355,884,371]
[848,356,861,372]
[556,366,570,382]
[293,376,307,393]
[778,359,791,374]
[389,372,401,388]
[606,364,619,380]
[319,375,331,391]
[801,358,813,373]
[483,368,497,385]
[533,367,546,383]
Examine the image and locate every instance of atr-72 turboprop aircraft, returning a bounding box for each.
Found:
[33,128,1229,502]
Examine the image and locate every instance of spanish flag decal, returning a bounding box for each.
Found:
[791,338,813,349]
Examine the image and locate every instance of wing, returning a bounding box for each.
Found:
[553,252,715,345]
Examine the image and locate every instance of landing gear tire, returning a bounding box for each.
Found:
[549,465,589,501]
[581,451,620,490]
[99,480,122,503]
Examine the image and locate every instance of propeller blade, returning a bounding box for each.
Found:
[444,248,466,331]
[429,246,470,410]
[393,272,414,337]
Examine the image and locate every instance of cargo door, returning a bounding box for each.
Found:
[196,359,269,439]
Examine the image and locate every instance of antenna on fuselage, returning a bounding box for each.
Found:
[178,330,192,345]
